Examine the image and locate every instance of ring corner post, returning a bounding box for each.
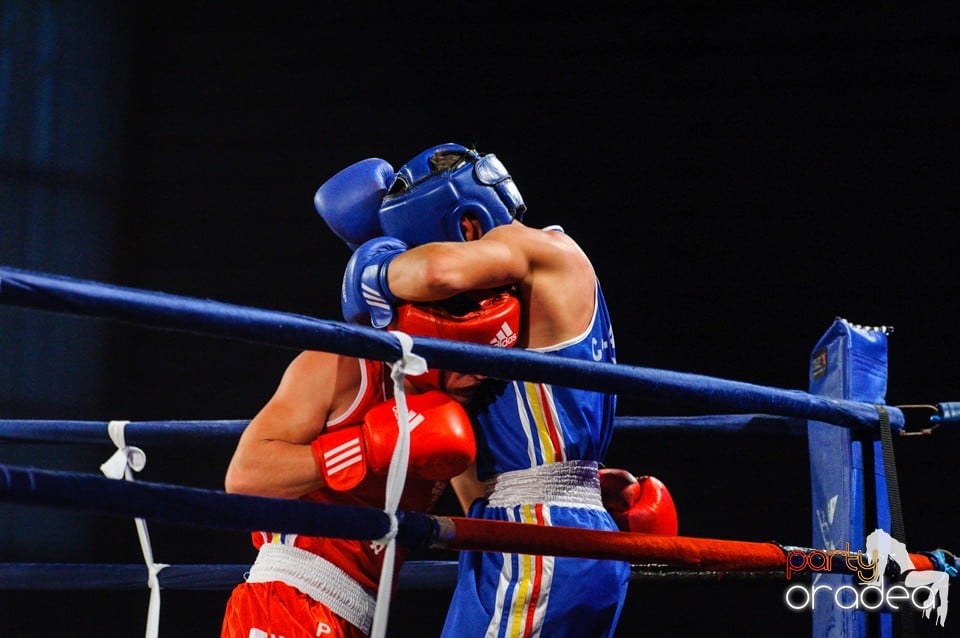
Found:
[807,318,892,638]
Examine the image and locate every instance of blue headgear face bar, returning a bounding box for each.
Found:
[378,143,526,246]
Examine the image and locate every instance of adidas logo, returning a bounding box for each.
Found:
[407,409,425,430]
[360,282,390,310]
[491,321,518,348]
[391,405,427,431]
[323,436,363,475]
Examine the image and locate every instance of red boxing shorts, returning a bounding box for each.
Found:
[221,580,369,638]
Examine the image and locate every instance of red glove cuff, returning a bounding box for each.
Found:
[311,425,367,492]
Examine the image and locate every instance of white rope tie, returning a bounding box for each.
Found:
[369,331,427,638]
[100,420,168,638]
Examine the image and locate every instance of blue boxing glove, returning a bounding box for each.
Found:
[341,237,408,328]
[314,158,395,250]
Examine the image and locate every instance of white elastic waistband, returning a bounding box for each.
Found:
[247,543,375,634]
[485,460,604,509]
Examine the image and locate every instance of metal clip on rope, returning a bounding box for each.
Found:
[896,402,960,436]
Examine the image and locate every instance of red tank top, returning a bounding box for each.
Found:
[251,359,447,591]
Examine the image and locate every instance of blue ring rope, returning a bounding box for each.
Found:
[0,562,461,591]
[0,463,403,542]
[0,266,902,432]
[0,414,807,445]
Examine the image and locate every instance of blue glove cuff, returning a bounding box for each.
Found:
[341,236,408,328]
[362,251,401,329]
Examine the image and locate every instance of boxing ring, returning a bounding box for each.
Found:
[0,265,957,637]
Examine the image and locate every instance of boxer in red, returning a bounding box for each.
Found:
[220,290,521,638]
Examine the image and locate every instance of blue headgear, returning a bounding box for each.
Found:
[378,143,525,246]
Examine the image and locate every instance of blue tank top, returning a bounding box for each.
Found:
[472,282,617,480]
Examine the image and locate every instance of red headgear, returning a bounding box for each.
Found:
[390,289,521,392]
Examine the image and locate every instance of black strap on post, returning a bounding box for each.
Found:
[876,406,905,543]
[877,405,915,637]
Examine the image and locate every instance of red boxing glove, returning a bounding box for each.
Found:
[312,390,476,491]
[599,468,678,535]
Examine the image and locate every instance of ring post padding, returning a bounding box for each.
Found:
[808,319,893,638]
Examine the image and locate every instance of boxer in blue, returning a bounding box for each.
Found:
[315,144,678,637]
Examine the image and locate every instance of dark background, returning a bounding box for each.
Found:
[1,3,958,636]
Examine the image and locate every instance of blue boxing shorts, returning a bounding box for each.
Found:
[440,461,630,638]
